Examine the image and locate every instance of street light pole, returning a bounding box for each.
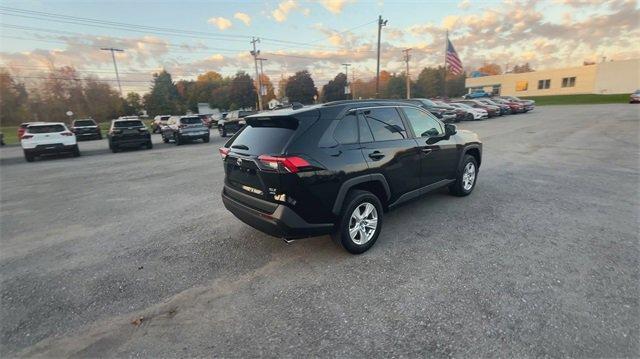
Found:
[257,57,268,106]
[375,15,388,98]
[342,63,351,98]
[100,47,124,96]
[402,48,412,99]
[250,37,263,111]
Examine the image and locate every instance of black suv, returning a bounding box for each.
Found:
[70,118,102,140]
[108,118,152,152]
[218,110,256,137]
[219,100,482,254]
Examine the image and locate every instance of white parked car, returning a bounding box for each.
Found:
[449,102,489,120]
[21,122,80,162]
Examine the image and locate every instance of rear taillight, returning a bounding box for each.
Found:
[258,155,310,174]
[219,147,230,159]
[61,132,74,136]
[21,134,34,139]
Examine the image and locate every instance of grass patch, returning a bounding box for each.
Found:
[1,119,154,146]
[521,93,632,106]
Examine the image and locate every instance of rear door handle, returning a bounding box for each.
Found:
[368,151,385,160]
[421,148,433,154]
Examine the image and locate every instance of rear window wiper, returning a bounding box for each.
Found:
[231,144,249,150]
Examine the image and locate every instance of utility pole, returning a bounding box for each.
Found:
[250,37,263,111]
[375,15,388,98]
[351,68,356,99]
[342,63,351,98]
[100,47,124,96]
[402,48,412,99]
[257,57,267,106]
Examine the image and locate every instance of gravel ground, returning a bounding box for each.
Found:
[1,104,638,357]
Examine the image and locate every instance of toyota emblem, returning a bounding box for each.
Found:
[236,158,243,166]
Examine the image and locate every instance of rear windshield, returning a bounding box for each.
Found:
[159,116,170,121]
[28,124,65,133]
[74,120,95,126]
[180,117,203,125]
[230,117,297,155]
[114,120,143,128]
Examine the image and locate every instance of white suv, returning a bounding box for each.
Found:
[21,122,80,162]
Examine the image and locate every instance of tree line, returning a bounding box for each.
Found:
[1,65,467,126]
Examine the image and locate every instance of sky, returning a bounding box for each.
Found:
[0,0,638,93]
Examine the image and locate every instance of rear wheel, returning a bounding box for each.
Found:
[332,190,383,254]
[219,125,227,137]
[465,113,474,121]
[24,151,35,162]
[174,133,181,146]
[72,145,80,157]
[449,155,478,196]
[203,135,210,143]
[162,133,169,143]
[109,141,118,153]
[146,140,153,149]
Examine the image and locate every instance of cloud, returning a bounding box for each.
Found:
[457,0,471,9]
[318,0,353,14]
[234,12,251,26]
[272,0,299,22]
[207,17,232,30]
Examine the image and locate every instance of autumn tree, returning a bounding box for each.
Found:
[512,63,535,73]
[321,72,349,102]
[285,70,317,104]
[123,92,143,116]
[228,71,256,110]
[385,73,409,99]
[477,63,502,76]
[0,70,29,125]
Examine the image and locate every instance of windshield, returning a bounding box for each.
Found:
[114,120,143,128]
[27,124,66,133]
[418,99,436,107]
[453,103,472,109]
[180,117,203,125]
[74,120,95,126]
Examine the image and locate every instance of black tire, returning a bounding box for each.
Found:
[465,113,474,121]
[219,126,227,137]
[449,154,479,197]
[203,135,210,143]
[162,133,169,143]
[72,145,80,157]
[97,133,103,140]
[174,133,181,146]
[332,190,384,254]
[24,151,34,162]
[146,141,153,149]
[110,142,118,153]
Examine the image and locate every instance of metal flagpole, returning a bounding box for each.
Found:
[443,30,448,98]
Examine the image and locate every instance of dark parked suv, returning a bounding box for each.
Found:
[219,100,482,254]
[108,118,152,152]
[70,118,102,140]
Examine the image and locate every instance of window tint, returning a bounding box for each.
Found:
[358,114,374,143]
[333,113,358,144]
[402,107,443,138]
[180,117,203,125]
[363,107,406,142]
[27,124,66,133]
[74,120,95,126]
[230,117,297,155]
[114,120,143,128]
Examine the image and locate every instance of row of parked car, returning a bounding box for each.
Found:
[18,115,211,162]
[404,96,535,123]
[150,110,257,139]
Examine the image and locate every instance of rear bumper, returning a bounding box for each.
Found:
[110,135,150,147]
[24,144,76,155]
[222,185,333,239]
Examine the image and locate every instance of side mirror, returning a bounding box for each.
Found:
[445,124,457,136]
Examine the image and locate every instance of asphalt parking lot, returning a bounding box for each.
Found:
[1,104,638,357]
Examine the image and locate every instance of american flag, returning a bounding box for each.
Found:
[446,38,463,75]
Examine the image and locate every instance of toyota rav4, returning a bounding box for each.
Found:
[219,100,482,254]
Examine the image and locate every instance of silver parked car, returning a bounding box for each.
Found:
[161,115,210,145]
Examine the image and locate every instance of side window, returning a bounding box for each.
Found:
[363,107,407,142]
[333,113,358,145]
[358,113,374,143]
[402,107,443,137]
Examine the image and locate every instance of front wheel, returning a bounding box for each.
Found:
[332,190,383,254]
[449,155,478,196]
